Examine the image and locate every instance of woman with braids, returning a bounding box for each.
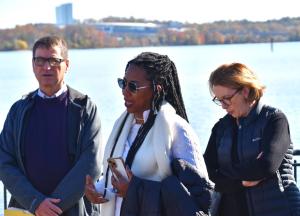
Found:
[85,52,213,216]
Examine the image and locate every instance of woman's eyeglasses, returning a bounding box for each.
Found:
[117,78,151,93]
[212,88,241,106]
[33,57,65,67]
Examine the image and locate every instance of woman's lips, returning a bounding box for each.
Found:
[124,99,133,107]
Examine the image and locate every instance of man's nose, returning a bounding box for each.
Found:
[43,61,51,69]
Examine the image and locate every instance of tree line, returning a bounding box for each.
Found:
[1,16,300,51]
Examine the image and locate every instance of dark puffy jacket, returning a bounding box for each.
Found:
[121,159,213,216]
[215,102,300,216]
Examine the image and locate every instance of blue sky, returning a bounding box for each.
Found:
[0,0,299,29]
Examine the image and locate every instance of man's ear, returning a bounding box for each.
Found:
[66,59,70,72]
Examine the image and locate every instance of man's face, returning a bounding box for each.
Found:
[32,45,69,96]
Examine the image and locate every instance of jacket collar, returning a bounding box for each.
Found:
[222,99,265,126]
[238,99,264,126]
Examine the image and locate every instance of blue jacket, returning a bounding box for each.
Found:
[121,159,213,216]
[211,101,300,216]
[0,86,102,215]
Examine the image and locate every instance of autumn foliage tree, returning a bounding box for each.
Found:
[0,17,300,51]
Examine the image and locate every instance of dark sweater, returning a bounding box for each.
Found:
[23,92,71,195]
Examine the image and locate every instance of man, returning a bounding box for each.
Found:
[0,36,102,215]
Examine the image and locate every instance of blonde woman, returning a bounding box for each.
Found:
[204,63,300,216]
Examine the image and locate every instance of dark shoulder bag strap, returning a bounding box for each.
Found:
[103,113,129,198]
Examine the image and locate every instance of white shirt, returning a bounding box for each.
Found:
[37,84,67,98]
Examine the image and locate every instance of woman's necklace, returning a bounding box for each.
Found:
[134,116,144,124]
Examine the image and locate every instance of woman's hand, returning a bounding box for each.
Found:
[111,166,133,197]
[85,175,108,203]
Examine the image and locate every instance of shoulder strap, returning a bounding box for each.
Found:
[103,113,129,197]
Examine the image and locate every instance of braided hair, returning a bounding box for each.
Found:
[126,52,188,122]
[124,52,189,168]
[105,53,190,187]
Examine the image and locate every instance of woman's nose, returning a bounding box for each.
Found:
[221,102,228,109]
[122,88,130,96]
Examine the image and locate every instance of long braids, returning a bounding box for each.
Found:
[124,52,188,168]
[126,52,188,122]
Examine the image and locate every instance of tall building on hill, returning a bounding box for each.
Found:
[56,3,74,26]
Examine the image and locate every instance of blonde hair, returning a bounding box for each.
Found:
[209,63,265,102]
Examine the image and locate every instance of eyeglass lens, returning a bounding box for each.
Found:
[117,78,138,93]
[213,89,240,106]
[33,57,64,66]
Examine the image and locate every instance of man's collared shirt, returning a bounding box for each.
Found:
[37,84,68,98]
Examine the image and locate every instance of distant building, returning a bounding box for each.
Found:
[91,22,160,37]
[56,3,74,26]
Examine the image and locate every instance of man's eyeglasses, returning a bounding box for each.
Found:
[33,57,65,67]
[117,78,151,93]
[212,88,241,106]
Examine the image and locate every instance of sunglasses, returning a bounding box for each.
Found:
[117,78,152,93]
